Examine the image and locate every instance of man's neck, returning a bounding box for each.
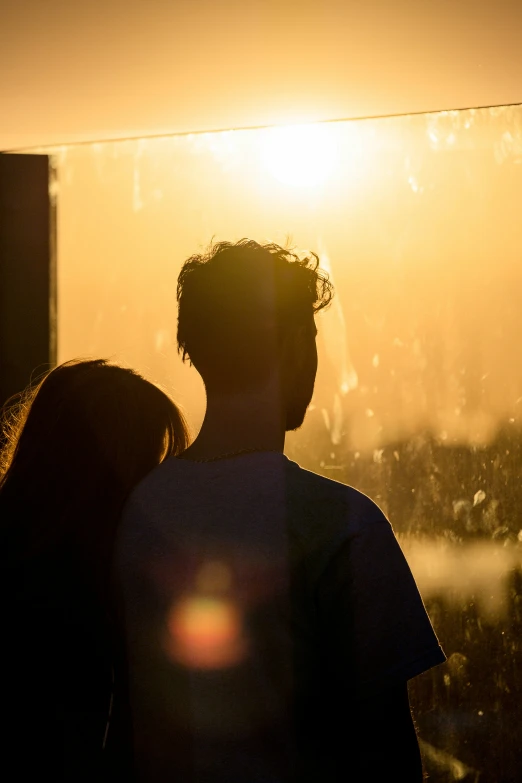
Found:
[180,383,285,461]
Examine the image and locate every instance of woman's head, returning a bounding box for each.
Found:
[0,359,189,575]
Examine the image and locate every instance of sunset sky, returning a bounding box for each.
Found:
[2,0,522,150]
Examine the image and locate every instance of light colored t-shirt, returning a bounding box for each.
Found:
[115,452,445,782]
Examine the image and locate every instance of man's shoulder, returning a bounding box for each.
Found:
[120,457,183,527]
[284,459,386,526]
[279,461,392,582]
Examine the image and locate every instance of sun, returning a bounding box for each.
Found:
[261,123,338,187]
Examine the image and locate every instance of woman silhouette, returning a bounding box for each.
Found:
[0,359,189,780]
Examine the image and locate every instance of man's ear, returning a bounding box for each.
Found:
[280,325,306,364]
[278,326,313,388]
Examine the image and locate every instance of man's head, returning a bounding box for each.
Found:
[176,239,333,430]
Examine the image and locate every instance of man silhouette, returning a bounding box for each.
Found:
[115,239,445,782]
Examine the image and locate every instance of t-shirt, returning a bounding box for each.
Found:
[115,452,445,782]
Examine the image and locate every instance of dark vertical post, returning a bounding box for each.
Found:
[0,154,56,409]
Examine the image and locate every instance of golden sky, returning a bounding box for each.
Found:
[2,0,522,150]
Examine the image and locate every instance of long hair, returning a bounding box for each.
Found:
[0,359,189,597]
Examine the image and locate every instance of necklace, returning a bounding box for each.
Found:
[178,447,282,463]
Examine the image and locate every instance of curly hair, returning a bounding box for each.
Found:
[177,239,333,387]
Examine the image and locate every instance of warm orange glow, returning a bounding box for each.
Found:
[165,595,247,670]
[48,104,522,450]
[261,123,338,187]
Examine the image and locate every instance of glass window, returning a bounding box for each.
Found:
[36,104,522,781]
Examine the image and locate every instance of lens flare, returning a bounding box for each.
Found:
[165,561,248,671]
